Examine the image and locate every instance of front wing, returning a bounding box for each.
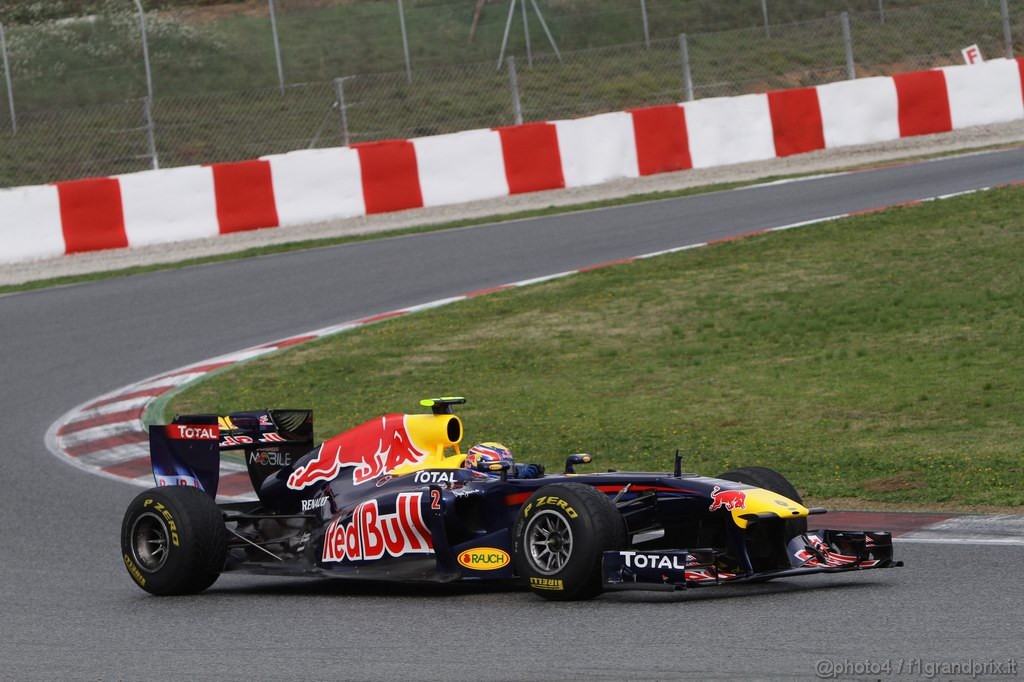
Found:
[603,529,902,591]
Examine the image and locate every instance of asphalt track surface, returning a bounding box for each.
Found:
[3,149,1024,680]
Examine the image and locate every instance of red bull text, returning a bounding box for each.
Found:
[321,492,432,563]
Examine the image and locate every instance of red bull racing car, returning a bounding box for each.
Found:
[121,398,901,599]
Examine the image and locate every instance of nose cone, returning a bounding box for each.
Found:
[728,488,808,528]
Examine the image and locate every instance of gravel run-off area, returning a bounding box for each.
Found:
[3,120,1021,287]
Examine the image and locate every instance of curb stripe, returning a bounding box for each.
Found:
[58,407,145,436]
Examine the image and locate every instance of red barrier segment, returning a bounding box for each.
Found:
[495,122,565,194]
[55,177,127,254]
[1018,58,1024,107]
[629,105,692,175]
[353,140,424,214]
[211,160,280,234]
[893,70,952,138]
[767,87,826,158]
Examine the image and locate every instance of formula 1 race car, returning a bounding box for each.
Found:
[121,398,901,599]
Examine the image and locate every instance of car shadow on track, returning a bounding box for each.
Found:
[202,575,890,603]
[209,576,522,598]
[600,578,891,604]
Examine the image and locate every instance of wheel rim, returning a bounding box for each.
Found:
[525,510,573,576]
[131,512,171,572]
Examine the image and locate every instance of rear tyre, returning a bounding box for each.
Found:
[717,466,808,538]
[120,486,227,596]
[512,483,627,601]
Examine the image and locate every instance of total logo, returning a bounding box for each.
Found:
[413,470,457,485]
[167,424,219,440]
[618,551,693,570]
[302,497,329,512]
[321,493,432,563]
[457,547,510,571]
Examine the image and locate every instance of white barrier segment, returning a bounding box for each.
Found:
[942,59,1024,130]
[683,94,776,169]
[264,147,365,227]
[555,111,640,188]
[0,184,65,264]
[413,129,510,207]
[119,166,220,247]
[818,76,900,149]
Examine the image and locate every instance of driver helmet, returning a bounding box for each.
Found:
[464,442,514,474]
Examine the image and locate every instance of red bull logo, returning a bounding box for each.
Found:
[287,415,429,490]
[708,485,747,512]
[321,492,432,563]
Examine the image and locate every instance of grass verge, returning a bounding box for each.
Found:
[167,185,1024,508]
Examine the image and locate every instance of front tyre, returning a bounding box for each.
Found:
[120,486,227,596]
[512,483,626,601]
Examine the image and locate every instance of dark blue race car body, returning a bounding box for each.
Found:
[122,399,901,599]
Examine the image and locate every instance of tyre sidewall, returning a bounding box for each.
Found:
[512,485,611,600]
[121,487,224,596]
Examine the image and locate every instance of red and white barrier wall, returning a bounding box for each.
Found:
[2,58,1023,265]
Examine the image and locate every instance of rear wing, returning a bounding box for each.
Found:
[149,417,221,496]
[149,410,314,498]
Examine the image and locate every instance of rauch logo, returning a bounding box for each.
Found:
[457,548,510,571]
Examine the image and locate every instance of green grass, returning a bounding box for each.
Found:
[1,0,1016,186]
[166,185,1024,509]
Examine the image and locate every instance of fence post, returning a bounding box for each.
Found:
[640,0,651,49]
[0,21,15,135]
[841,12,856,80]
[268,0,286,93]
[761,0,771,38]
[521,0,533,67]
[397,0,413,83]
[133,0,155,102]
[878,0,886,24]
[679,33,694,102]
[1001,0,1013,59]
[530,0,562,63]
[334,77,350,146]
[507,56,523,125]
[143,97,159,170]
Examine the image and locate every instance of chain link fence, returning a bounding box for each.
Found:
[0,0,1019,188]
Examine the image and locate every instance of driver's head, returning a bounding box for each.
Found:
[464,442,514,474]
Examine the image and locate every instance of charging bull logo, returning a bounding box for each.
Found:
[287,415,430,490]
[708,486,747,512]
[321,493,432,563]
